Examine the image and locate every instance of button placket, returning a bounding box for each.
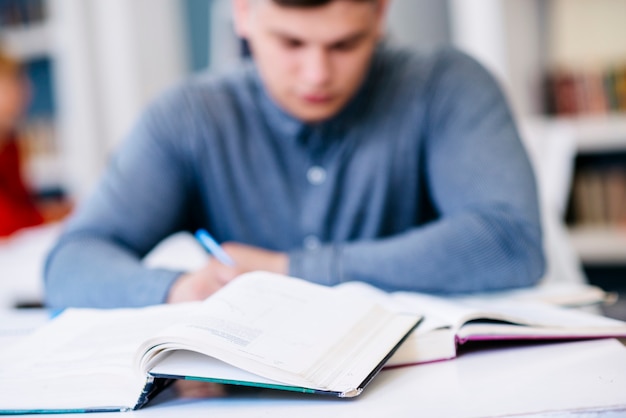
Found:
[300,127,329,251]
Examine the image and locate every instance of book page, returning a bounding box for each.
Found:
[0,309,49,355]
[456,299,626,343]
[0,303,197,412]
[137,272,419,393]
[334,282,456,332]
[459,298,626,328]
[454,282,611,307]
[337,281,624,332]
[333,281,626,366]
[150,350,287,387]
[337,284,487,332]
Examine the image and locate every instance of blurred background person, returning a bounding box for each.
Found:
[0,48,43,238]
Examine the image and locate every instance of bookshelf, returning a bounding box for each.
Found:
[569,226,626,265]
[564,120,626,265]
[563,115,626,153]
[448,0,626,273]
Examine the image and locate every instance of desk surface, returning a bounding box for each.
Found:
[135,339,626,418]
[3,318,625,418]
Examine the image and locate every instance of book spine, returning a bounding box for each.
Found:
[132,376,175,410]
[542,64,626,117]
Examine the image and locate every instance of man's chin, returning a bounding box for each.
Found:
[289,104,343,124]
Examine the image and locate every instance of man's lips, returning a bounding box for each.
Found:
[301,93,333,104]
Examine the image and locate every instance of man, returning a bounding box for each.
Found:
[44,0,545,309]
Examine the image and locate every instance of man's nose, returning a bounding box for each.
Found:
[301,48,331,88]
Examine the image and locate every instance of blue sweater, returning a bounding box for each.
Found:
[44,44,545,308]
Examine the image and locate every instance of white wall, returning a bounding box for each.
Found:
[50,0,104,201]
[50,0,188,201]
[449,0,510,87]
[386,0,450,52]
[209,0,240,74]
[548,0,626,69]
[92,0,188,154]
[449,0,546,117]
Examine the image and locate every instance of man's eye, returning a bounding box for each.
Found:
[282,39,303,49]
[332,40,358,52]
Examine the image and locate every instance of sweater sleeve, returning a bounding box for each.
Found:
[44,91,195,309]
[289,50,545,294]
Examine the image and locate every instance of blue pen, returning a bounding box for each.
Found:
[195,229,236,266]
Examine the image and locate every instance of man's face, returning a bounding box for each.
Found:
[234,0,388,123]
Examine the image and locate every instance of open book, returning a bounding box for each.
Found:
[334,282,626,367]
[0,272,420,414]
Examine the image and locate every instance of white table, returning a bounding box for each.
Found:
[0,224,61,309]
[4,308,624,418]
[120,338,626,418]
[3,293,626,418]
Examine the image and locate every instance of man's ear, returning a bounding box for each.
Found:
[232,0,251,39]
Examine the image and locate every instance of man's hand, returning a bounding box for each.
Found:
[166,243,288,303]
[221,242,288,274]
[166,260,241,303]
[174,380,226,399]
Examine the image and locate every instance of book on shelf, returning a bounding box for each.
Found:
[0,0,47,27]
[0,272,420,414]
[568,160,626,228]
[543,65,626,117]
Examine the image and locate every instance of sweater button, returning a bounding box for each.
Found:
[303,235,321,250]
[306,166,326,185]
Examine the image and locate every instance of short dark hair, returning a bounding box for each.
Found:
[271,0,373,7]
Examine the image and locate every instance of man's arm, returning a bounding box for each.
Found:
[44,91,196,309]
